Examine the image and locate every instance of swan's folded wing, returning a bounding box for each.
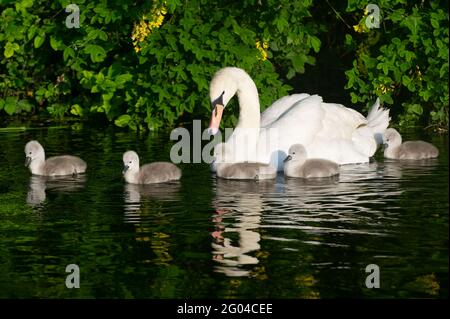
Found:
[314,103,367,140]
[260,93,310,128]
[262,94,325,149]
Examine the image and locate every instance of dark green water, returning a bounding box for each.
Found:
[0,125,448,298]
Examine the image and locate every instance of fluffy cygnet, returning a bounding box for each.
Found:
[24,140,87,176]
[213,143,276,180]
[383,128,439,160]
[284,144,339,178]
[122,151,181,184]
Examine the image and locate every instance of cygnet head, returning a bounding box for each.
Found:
[284,144,307,163]
[122,151,140,174]
[383,128,402,149]
[24,140,45,167]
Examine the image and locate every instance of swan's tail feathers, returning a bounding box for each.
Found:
[366,98,390,145]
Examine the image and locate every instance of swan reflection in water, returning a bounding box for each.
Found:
[27,174,86,207]
[210,160,441,278]
[211,179,275,277]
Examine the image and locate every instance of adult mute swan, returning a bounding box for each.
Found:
[208,67,390,171]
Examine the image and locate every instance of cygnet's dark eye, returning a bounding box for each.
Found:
[293,152,295,154]
[129,161,132,164]
[29,152,32,154]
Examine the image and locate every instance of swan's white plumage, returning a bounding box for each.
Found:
[260,93,310,128]
[209,67,390,171]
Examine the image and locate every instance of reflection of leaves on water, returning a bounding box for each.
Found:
[404,273,440,296]
[148,264,185,298]
[249,266,268,280]
[295,273,321,298]
[123,183,180,266]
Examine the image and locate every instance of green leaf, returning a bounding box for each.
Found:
[70,104,84,116]
[87,29,108,41]
[275,17,289,32]
[27,25,38,40]
[63,47,75,61]
[410,104,423,115]
[402,75,411,86]
[290,54,306,73]
[115,74,133,87]
[380,93,393,105]
[310,36,321,53]
[4,42,19,58]
[50,36,62,50]
[4,97,18,115]
[17,99,33,113]
[114,114,131,127]
[84,44,106,62]
[345,34,353,46]
[431,19,439,29]
[34,34,45,48]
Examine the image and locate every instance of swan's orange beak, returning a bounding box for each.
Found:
[208,104,224,135]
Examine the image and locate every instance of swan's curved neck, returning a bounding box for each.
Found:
[235,74,260,131]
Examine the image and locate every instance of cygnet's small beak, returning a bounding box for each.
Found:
[383,143,388,149]
[122,165,129,174]
[283,155,292,163]
[25,156,32,167]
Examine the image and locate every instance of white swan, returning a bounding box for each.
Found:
[208,67,390,171]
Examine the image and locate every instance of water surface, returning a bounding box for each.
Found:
[0,126,448,298]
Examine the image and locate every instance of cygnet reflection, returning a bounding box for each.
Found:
[123,182,181,222]
[381,158,440,179]
[27,174,87,207]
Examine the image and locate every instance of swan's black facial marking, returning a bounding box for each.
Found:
[212,91,225,116]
